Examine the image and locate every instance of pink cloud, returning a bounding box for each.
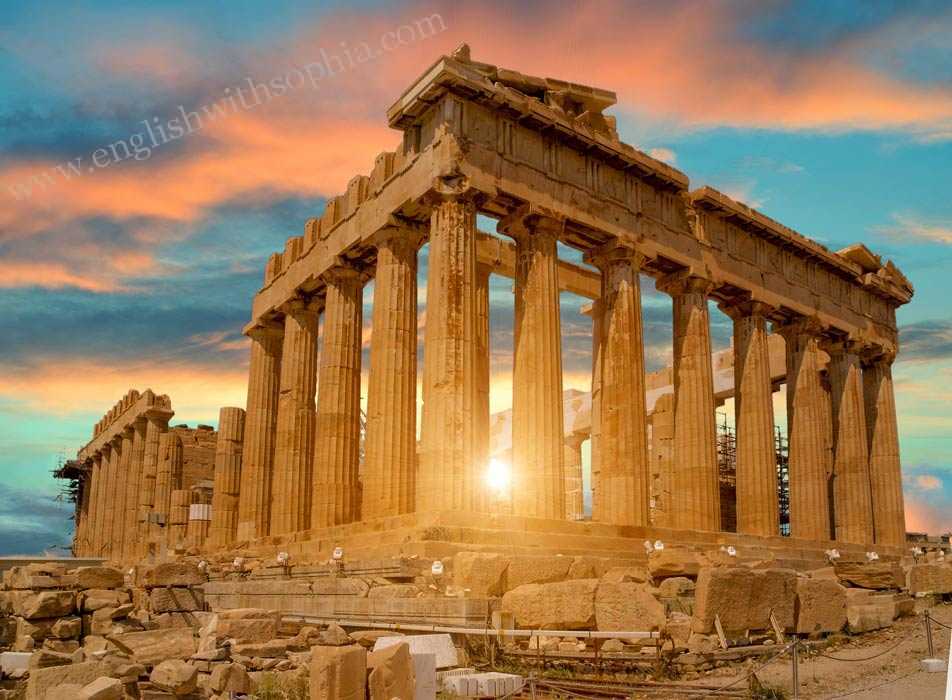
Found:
[905,495,952,535]
[915,474,943,491]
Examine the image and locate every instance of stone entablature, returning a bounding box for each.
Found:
[79,389,173,462]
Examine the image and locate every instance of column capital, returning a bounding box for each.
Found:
[717,297,776,321]
[246,318,284,341]
[773,315,825,341]
[370,223,425,253]
[860,342,896,367]
[497,203,563,244]
[564,431,589,450]
[819,336,865,358]
[421,175,483,209]
[583,239,648,270]
[319,263,363,289]
[656,269,715,297]
[279,295,320,318]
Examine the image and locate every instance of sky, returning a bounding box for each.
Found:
[1,0,950,554]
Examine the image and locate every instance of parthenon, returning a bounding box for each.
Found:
[70,46,913,563]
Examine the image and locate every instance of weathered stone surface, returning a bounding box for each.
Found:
[25,660,103,700]
[847,600,894,633]
[75,567,124,590]
[693,567,796,634]
[78,676,124,700]
[50,617,82,640]
[648,549,702,580]
[454,552,508,597]
[834,562,904,590]
[81,589,131,613]
[601,566,648,584]
[367,583,424,599]
[350,630,402,649]
[45,684,85,700]
[505,555,573,590]
[217,615,279,644]
[501,579,597,629]
[367,641,415,700]
[150,587,204,613]
[310,577,369,597]
[665,612,693,647]
[595,582,665,632]
[210,662,251,694]
[17,616,57,641]
[795,578,847,635]
[108,628,197,666]
[310,644,366,700]
[907,563,952,594]
[12,591,75,620]
[232,639,288,658]
[150,659,198,695]
[657,577,695,598]
[142,562,204,589]
[601,638,625,652]
[319,623,352,646]
[28,649,72,669]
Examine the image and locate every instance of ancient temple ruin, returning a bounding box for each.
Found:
[69,47,913,564]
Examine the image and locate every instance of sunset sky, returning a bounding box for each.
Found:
[1,1,950,554]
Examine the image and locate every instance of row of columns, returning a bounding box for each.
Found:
[224,194,904,548]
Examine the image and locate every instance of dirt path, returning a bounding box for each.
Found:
[749,602,951,698]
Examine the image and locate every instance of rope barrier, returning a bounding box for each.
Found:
[811,626,919,662]
[824,668,923,699]
[693,640,797,696]
[930,616,952,631]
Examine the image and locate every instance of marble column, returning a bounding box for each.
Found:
[563,432,586,521]
[588,244,650,527]
[419,196,479,512]
[650,393,675,527]
[137,415,166,556]
[863,352,905,546]
[312,268,363,528]
[86,455,103,555]
[111,433,132,559]
[588,300,604,519]
[503,213,565,520]
[209,407,246,548]
[236,323,283,541]
[154,432,183,543]
[656,272,720,531]
[474,263,492,513]
[723,301,779,537]
[168,489,189,548]
[777,319,833,541]
[91,447,109,556]
[122,420,146,561]
[76,466,93,555]
[270,299,319,535]
[363,230,422,520]
[826,340,874,544]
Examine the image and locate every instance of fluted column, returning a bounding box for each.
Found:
[137,414,167,556]
[120,419,146,561]
[91,447,109,556]
[500,212,565,520]
[656,272,720,531]
[236,323,283,541]
[76,465,93,555]
[563,432,586,520]
[863,352,906,546]
[168,489,189,549]
[154,432,183,543]
[419,196,479,512]
[85,456,102,555]
[108,433,130,559]
[588,300,604,519]
[312,268,363,528]
[722,301,779,536]
[649,393,675,527]
[209,407,246,548]
[270,299,319,535]
[587,244,650,527]
[474,263,492,513]
[363,230,423,519]
[826,340,874,544]
[777,319,832,540]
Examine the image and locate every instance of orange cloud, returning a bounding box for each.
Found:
[905,495,952,535]
[0,262,123,293]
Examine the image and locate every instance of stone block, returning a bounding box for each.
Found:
[150,659,198,695]
[75,567,125,590]
[80,589,131,613]
[795,578,847,635]
[567,556,609,579]
[648,549,702,580]
[232,639,288,658]
[412,652,437,700]
[142,562,204,589]
[108,628,197,666]
[367,641,415,700]
[847,600,894,633]
[28,648,72,669]
[0,617,16,646]
[12,591,75,620]
[319,622,352,646]
[453,552,508,597]
[150,587,204,613]
[209,662,251,694]
[45,684,85,700]
[595,581,666,632]
[25,660,103,700]
[601,566,649,584]
[834,562,904,590]
[373,633,457,669]
[657,576,695,598]
[750,568,797,632]
[217,616,279,644]
[50,617,82,640]
[4,564,66,590]
[78,676,124,700]
[310,644,366,700]
[0,651,33,675]
[367,584,425,599]
[501,579,597,629]
[311,578,369,596]
[693,567,796,634]
[504,555,572,590]
[907,563,952,594]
